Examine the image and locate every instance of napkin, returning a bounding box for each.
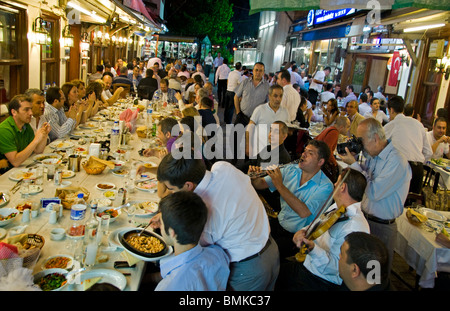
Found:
[119,109,139,133]
[120,250,142,266]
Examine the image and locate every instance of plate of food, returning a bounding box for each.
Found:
[96,207,121,223]
[103,190,117,200]
[69,269,127,291]
[41,255,74,270]
[0,208,19,227]
[70,131,94,138]
[419,207,447,222]
[430,158,450,167]
[111,169,129,177]
[20,185,43,195]
[79,122,98,129]
[0,192,10,208]
[90,116,105,122]
[135,179,157,192]
[130,201,159,217]
[95,183,116,191]
[89,198,112,208]
[49,141,75,150]
[16,201,33,213]
[34,268,69,291]
[108,227,130,249]
[61,170,76,179]
[33,153,62,163]
[8,169,36,181]
[119,228,172,262]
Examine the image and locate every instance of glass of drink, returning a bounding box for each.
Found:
[126,204,136,225]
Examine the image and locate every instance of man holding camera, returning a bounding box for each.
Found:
[339,117,411,275]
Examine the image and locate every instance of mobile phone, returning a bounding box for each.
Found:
[114,261,135,268]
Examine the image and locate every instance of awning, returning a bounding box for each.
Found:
[112,0,162,32]
[249,0,450,15]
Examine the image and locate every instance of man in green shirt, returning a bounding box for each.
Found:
[0,95,50,173]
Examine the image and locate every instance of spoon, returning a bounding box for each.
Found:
[137,222,151,236]
[65,267,86,284]
[114,202,131,211]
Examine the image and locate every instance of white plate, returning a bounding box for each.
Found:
[419,207,447,222]
[0,192,10,208]
[79,123,98,129]
[90,198,112,208]
[49,141,75,150]
[20,185,43,195]
[0,208,19,227]
[111,169,129,177]
[0,228,6,239]
[108,227,130,249]
[118,229,173,262]
[61,170,75,179]
[129,200,159,217]
[135,179,157,192]
[8,169,36,181]
[69,269,127,291]
[95,183,116,191]
[41,255,74,270]
[70,131,94,138]
[33,153,62,162]
[90,116,105,122]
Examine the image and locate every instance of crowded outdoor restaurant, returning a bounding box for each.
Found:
[0,46,449,294]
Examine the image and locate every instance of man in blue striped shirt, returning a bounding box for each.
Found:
[44,86,77,141]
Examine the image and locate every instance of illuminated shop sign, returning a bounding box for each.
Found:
[307,9,356,27]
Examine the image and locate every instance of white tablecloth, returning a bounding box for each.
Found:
[0,110,163,291]
[395,210,450,288]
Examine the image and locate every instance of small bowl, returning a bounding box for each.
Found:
[34,268,69,291]
[112,160,125,171]
[96,207,121,223]
[50,228,66,241]
[0,208,19,227]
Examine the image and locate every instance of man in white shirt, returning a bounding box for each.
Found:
[319,84,335,107]
[427,117,450,159]
[246,84,290,157]
[374,86,387,104]
[224,62,242,124]
[213,52,224,82]
[358,93,371,117]
[276,168,370,290]
[215,58,231,108]
[155,155,280,291]
[308,67,331,109]
[277,69,300,122]
[24,89,47,133]
[384,95,432,195]
[204,52,214,80]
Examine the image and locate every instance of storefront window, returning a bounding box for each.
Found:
[41,15,59,89]
[0,2,27,104]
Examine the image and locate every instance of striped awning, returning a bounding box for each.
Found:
[249,0,450,15]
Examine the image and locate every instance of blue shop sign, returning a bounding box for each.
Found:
[307,9,356,27]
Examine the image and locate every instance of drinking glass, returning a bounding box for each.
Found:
[101,214,110,236]
[126,204,136,225]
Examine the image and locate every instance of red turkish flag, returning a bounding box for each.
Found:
[388,51,401,87]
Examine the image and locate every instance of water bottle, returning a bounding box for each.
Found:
[83,203,99,267]
[69,193,87,237]
[110,121,120,151]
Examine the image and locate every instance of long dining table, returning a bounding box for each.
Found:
[0,101,174,291]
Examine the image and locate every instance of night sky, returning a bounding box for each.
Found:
[229,0,260,45]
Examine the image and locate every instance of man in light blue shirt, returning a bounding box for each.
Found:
[155,191,230,291]
[340,117,411,274]
[342,85,358,108]
[251,140,334,259]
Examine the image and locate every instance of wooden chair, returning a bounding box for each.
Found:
[113,83,131,99]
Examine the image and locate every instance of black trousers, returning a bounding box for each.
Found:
[408,161,424,194]
[217,79,228,107]
[307,89,319,107]
[224,91,235,124]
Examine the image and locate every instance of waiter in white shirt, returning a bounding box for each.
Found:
[215,58,231,108]
[224,62,243,124]
[384,95,432,195]
[308,67,331,109]
[277,69,300,122]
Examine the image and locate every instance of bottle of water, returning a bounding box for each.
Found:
[110,121,120,152]
[69,193,87,237]
[83,203,100,267]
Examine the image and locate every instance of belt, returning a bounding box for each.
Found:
[363,211,396,225]
[232,238,271,263]
[408,161,423,166]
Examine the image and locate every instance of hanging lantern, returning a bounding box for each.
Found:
[33,17,49,45]
[62,25,74,48]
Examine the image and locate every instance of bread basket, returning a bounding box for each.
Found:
[82,156,114,175]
